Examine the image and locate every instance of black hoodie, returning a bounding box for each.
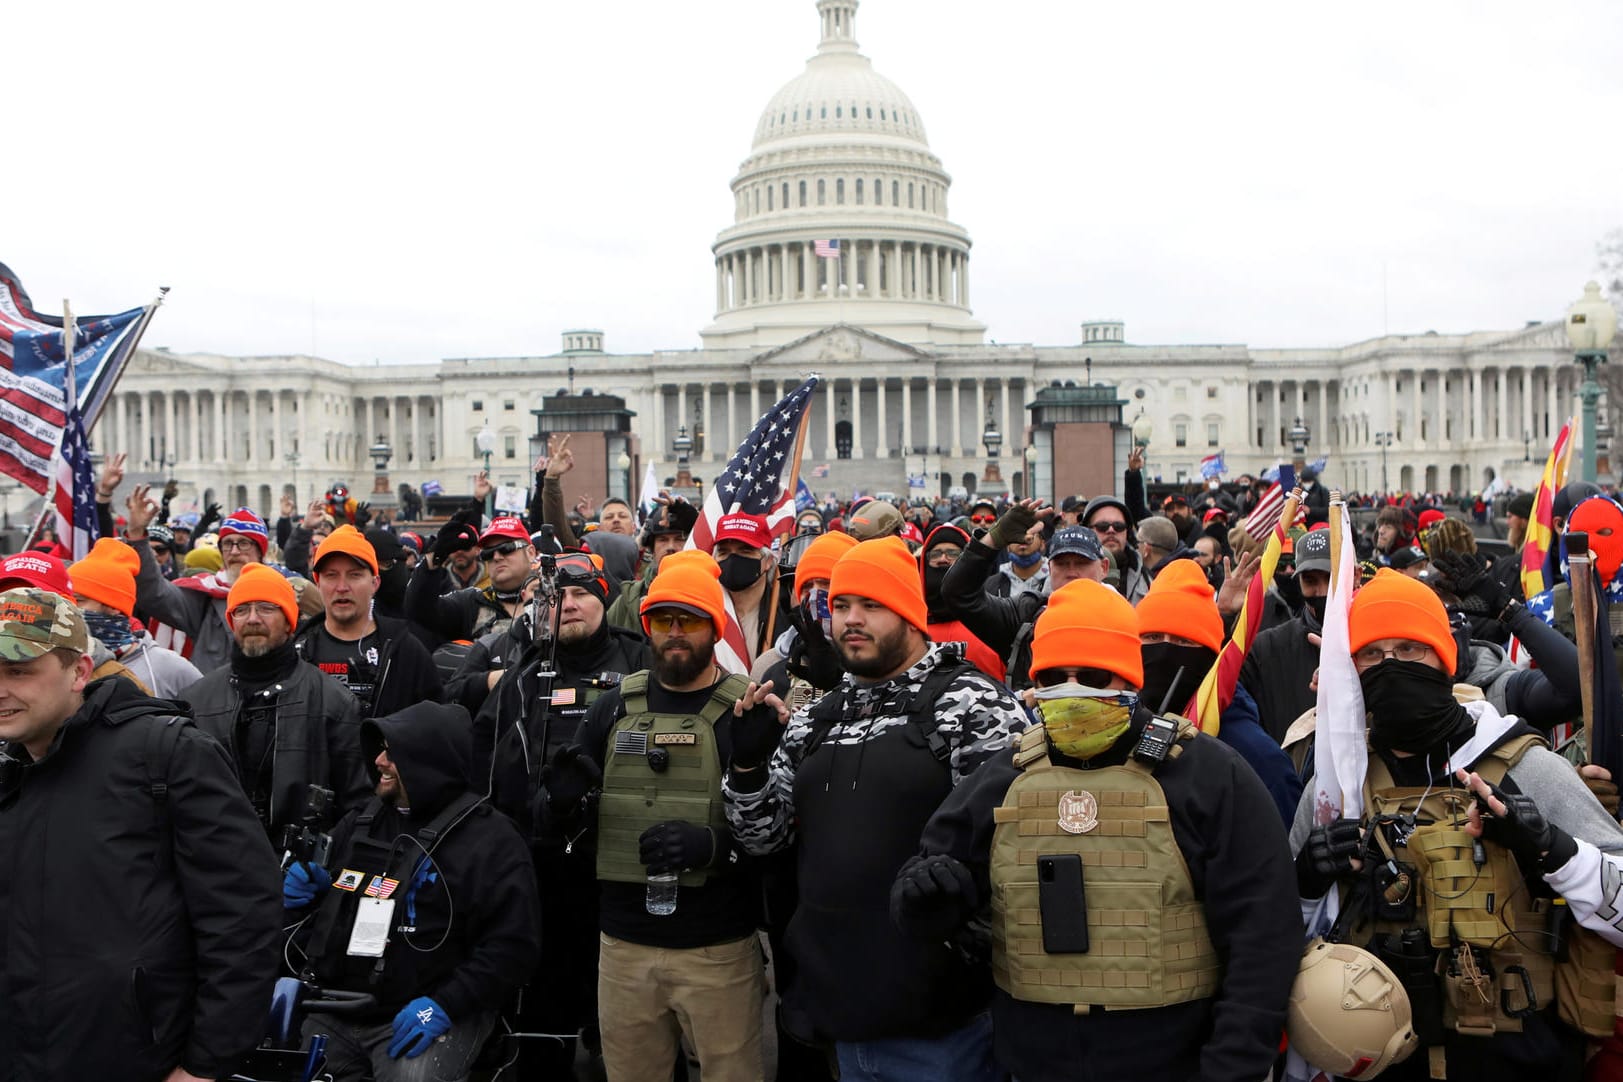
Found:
[300,702,540,1023]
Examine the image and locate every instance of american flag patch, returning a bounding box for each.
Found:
[550,688,577,706]
[614,731,648,756]
[364,876,399,899]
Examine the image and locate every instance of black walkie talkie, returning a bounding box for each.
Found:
[1132,716,1180,765]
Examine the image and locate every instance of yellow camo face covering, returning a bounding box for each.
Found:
[1033,684,1137,760]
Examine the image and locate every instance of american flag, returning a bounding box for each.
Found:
[688,376,819,673]
[0,263,156,500]
[1241,463,1296,542]
[813,239,840,259]
[50,354,98,561]
[810,463,830,478]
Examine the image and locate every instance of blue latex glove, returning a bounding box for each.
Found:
[282,861,331,908]
[388,996,452,1059]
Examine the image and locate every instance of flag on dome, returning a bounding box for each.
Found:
[0,262,162,497]
[687,376,819,673]
[813,239,840,259]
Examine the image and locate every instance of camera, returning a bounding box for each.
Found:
[280,785,335,870]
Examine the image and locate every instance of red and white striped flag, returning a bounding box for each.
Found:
[1241,464,1300,542]
[813,239,840,259]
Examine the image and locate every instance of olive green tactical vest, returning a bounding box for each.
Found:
[1357,732,1610,1038]
[990,724,1221,1012]
[596,671,748,886]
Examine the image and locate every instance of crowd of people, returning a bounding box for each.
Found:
[4,429,1623,1082]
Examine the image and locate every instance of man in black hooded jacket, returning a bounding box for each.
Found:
[287,701,540,1082]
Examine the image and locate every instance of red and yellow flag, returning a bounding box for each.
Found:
[1187,490,1302,735]
[1521,418,1574,599]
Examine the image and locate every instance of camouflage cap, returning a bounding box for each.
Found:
[0,587,90,660]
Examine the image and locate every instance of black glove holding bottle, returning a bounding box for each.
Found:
[639,821,719,873]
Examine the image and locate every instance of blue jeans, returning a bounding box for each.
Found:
[301,1010,495,1082]
[835,1012,999,1082]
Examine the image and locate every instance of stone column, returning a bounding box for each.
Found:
[702,384,714,461]
[960,253,970,308]
[927,377,939,452]
[802,244,815,300]
[851,379,864,459]
[900,379,913,453]
[1520,369,1532,446]
[1546,369,1559,440]
[781,245,793,302]
[876,377,889,458]
[272,391,284,465]
[749,381,759,429]
[825,381,837,459]
[1410,372,1422,447]
[910,244,921,299]
[867,241,880,297]
[676,385,688,444]
[950,378,963,456]
[189,392,202,462]
[999,378,1011,453]
[1315,381,1327,452]
[212,392,225,460]
[1494,369,1507,442]
[726,384,737,451]
[244,393,256,465]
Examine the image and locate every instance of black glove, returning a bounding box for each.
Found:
[1473,776,1578,872]
[432,518,482,564]
[638,821,716,873]
[352,501,372,528]
[197,502,222,534]
[1296,818,1364,897]
[729,700,786,771]
[890,853,978,939]
[987,503,1038,550]
[539,745,601,813]
[1431,550,1512,618]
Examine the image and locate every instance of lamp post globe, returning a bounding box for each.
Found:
[475,421,497,515]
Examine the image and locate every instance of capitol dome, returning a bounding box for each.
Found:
[700,0,985,350]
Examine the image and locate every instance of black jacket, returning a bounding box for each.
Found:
[405,563,517,643]
[0,679,281,1082]
[918,713,1301,1082]
[298,702,541,1022]
[483,619,651,812]
[292,612,444,720]
[940,536,1045,688]
[1238,611,1323,744]
[182,652,372,837]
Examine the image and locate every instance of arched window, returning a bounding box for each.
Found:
[836,178,845,204]
[835,105,842,118]
[908,182,914,208]
[892,180,899,205]
[782,182,789,208]
[855,178,863,205]
[799,180,807,207]
[817,179,826,205]
[874,178,883,204]
[767,186,773,211]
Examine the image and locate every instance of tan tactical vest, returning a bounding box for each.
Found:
[596,672,747,886]
[1359,732,1612,1038]
[990,724,1221,1012]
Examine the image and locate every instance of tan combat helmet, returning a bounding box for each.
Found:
[1287,938,1419,1079]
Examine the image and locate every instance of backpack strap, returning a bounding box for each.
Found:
[907,657,978,764]
[142,714,191,872]
[408,792,484,856]
[1006,621,1035,686]
[698,673,751,728]
[801,685,851,761]
[620,671,651,717]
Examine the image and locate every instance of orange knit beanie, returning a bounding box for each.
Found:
[640,548,729,637]
[1136,560,1223,652]
[1348,568,1457,673]
[1029,578,1143,687]
[829,537,928,634]
[69,537,140,617]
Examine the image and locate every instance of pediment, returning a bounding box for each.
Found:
[751,324,930,367]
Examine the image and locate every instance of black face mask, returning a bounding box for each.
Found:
[718,554,764,592]
[1360,659,1472,757]
[376,563,409,609]
[1140,642,1217,715]
[923,563,950,609]
[1302,593,1327,625]
[1275,573,1303,612]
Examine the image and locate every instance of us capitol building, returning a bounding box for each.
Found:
[101,0,1596,515]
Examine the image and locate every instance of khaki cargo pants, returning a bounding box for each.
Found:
[598,931,766,1082]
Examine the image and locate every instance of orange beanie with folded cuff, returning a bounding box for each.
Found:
[1135,560,1223,653]
[794,531,859,601]
[1029,578,1143,687]
[313,524,379,575]
[1348,567,1458,674]
[226,563,300,630]
[70,538,141,617]
[640,549,730,637]
[830,537,929,634]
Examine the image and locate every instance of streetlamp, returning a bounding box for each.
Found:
[673,424,694,489]
[1288,417,1311,474]
[1523,429,1532,463]
[475,421,497,516]
[284,432,301,504]
[369,438,392,498]
[616,449,632,502]
[982,417,1002,486]
[1024,443,1039,503]
[1374,431,1394,494]
[1131,411,1153,448]
[1566,281,1618,483]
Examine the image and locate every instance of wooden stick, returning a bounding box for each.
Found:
[1569,531,1596,757]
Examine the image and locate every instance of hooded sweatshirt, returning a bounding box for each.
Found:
[300,702,540,1023]
[920,523,1006,683]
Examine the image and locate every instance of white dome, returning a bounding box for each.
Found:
[753,56,929,150]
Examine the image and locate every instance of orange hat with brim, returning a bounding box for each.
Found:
[794,531,859,601]
[70,537,140,617]
[314,524,379,576]
[1029,578,1143,687]
[226,563,300,630]
[1135,560,1223,653]
[641,549,729,637]
[1349,567,1457,674]
[830,537,928,635]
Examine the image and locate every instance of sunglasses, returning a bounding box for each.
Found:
[151,546,172,556]
[646,611,710,633]
[1034,666,1118,689]
[480,540,528,561]
[970,514,995,524]
[1090,520,1129,534]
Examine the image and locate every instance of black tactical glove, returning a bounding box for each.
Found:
[890,853,978,939]
[432,517,482,564]
[638,821,717,873]
[986,503,1038,550]
[729,700,787,772]
[1296,818,1364,897]
[1431,550,1513,619]
[1473,776,1579,872]
[198,502,223,534]
[352,500,372,528]
[539,744,601,814]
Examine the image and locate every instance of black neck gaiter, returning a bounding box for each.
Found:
[1361,659,1472,757]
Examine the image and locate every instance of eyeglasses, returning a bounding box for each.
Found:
[970,514,995,524]
[1354,641,1434,667]
[151,546,171,556]
[646,611,710,634]
[1034,667,1118,689]
[1090,520,1129,534]
[480,540,528,561]
[231,601,285,622]
[926,547,963,566]
[219,537,260,554]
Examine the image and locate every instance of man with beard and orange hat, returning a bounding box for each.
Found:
[539,549,769,1082]
[724,537,1029,1080]
[894,579,1299,1082]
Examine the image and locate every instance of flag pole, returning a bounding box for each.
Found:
[762,376,818,651]
[1569,532,1597,760]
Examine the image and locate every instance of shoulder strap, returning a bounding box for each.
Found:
[802,685,851,760]
[699,673,751,727]
[1480,731,1548,777]
[620,671,650,717]
[143,714,190,871]
[1011,725,1050,771]
[1006,621,1035,683]
[908,657,978,763]
[413,792,484,852]
[355,795,386,828]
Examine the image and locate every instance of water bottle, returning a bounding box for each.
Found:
[645,872,678,916]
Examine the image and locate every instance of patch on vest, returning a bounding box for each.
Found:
[614,731,649,755]
[653,732,697,746]
[1057,790,1099,834]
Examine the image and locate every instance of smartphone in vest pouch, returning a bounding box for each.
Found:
[1037,853,1090,954]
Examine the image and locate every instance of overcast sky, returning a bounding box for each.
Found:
[10,1,1622,365]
